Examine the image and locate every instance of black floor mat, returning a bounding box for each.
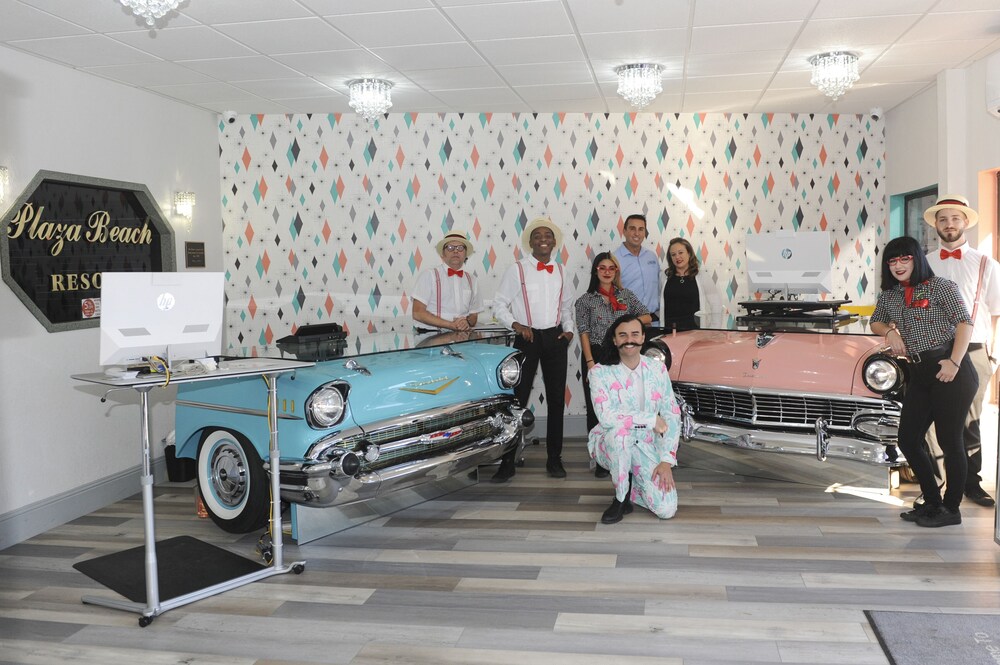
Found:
[73,535,265,603]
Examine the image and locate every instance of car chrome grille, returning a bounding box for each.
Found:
[316,396,518,472]
[673,383,900,434]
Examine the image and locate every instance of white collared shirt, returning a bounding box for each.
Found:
[493,257,576,333]
[411,264,483,324]
[926,241,1000,343]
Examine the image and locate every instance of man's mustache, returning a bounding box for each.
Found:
[617,342,642,350]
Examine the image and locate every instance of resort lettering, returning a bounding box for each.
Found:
[6,203,153,257]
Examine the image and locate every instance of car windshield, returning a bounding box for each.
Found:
[226,327,515,362]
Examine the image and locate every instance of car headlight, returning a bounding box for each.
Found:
[306,383,346,428]
[497,353,522,389]
[642,340,672,369]
[862,354,905,394]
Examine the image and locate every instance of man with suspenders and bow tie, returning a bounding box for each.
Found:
[492,217,576,482]
[412,232,483,332]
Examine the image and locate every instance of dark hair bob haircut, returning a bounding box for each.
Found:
[880,236,934,290]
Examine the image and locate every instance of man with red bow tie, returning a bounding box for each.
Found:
[492,217,576,481]
[412,232,482,331]
[924,194,1000,507]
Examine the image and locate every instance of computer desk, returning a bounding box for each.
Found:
[72,357,314,626]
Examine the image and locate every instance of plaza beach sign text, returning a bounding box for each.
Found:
[1,171,175,332]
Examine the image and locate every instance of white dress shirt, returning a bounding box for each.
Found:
[493,257,576,333]
[926,241,1000,344]
[411,264,483,325]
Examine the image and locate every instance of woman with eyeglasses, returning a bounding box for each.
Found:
[870,235,978,528]
[662,237,725,331]
[575,252,651,476]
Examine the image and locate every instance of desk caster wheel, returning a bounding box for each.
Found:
[531,437,540,446]
[138,615,154,627]
[515,457,525,468]
[260,547,273,565]
[256,533,274,564]
[292,563,305,574]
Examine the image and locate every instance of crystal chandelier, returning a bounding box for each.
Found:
[348,79,394,122]
[615,64,663,110]
[809,51,860,100]
[118,0,183,27]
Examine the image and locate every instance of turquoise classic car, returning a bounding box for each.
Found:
[172,327,528,537]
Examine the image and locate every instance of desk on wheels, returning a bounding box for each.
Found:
[72,357,313,626]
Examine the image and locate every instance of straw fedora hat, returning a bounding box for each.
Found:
[435,232,474,256]
[923,194,979,227]
[521,217,563,252]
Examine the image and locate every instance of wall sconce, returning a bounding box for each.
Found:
[174,191,195,219]
[0,167,9,205]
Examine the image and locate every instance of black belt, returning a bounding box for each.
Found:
[968,343,984,351]
[909,342,952,364]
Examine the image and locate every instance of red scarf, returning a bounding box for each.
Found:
[598,287,627,311]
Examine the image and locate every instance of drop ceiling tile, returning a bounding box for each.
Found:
[431,87,525,106]
[180,0,312,23]
[823,81,930,110]
[234,78,338,98]
[474,35,584,66]
[214,18,357,55]
[811,0,936,19]
[8,34,158,68]
[271,96,354,112]
[567,0,690,33]
[514,81,601,101]
[684,73,773,95]
[529,96,609,112]
[755,87,835,112]
[17,0,196,32]
[372,42,485,70]
[325,9,461,48]
[110,26,256,60]
[82,61,216,87]
[900,10,1000,43]
[178,56,302,81]
[202,99,293,113]
[690,22,802,55]
[692,0,811,26]
[147,81,259,104]
[275,50,393,79]
[405,66,505,90]
[299,0,432,13]
[581,29,687,61]
[497,61,595,86]
[876,39,997,67]
[384,88,448,108]
[685,51,786,77]
[443,1,573,40]
[794,15,921,51]
[0,0,91,40]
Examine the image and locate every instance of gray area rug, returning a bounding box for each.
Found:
[865,610,1000,665]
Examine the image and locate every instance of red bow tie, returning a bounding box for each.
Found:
[940,248,962,260]
[536,262,554,273]
[447,268,464,277]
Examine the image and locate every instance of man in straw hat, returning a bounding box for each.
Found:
[923,194,1000,507]
[412,232,483,331]
[491,217,576,481]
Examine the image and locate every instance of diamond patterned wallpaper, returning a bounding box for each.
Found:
[220,112,886,416]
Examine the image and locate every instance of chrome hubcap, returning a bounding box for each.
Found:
[210,442,248,507]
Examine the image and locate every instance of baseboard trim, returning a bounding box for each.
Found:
[0,458,167,550]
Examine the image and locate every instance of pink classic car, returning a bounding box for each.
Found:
[645,312,906,483]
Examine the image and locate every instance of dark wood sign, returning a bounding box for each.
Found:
[1,171,176,332]
[185,241,206,268]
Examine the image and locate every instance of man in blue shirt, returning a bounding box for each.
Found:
[614,214,661,322]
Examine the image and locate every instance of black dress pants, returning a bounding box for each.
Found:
[499,326,568,469]
[581,343,604,433]
[896,353,979,511]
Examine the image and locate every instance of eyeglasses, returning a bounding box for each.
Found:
[887,255,913,266]
[443,244,467,252]
[597,265,618,273]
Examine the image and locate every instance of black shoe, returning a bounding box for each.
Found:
[490,464,515,483]
[912,494,925,509]
[600,497,634,524]
[900,503,934,522]
[594,464,610,479]
[915,505,962,528]
[546,458,567,478]
[965,486,996,507]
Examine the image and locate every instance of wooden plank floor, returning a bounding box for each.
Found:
[1,436,998,665]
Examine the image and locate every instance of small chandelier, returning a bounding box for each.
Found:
[348,78,393,123]
[615,64,663,110]
[809,51,860,100]
[118,0,183,27]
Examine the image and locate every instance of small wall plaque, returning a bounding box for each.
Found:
[185,241,206,268]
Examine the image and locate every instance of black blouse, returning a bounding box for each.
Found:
[662,275,700,331]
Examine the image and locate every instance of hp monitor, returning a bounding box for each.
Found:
[746,231,833,297]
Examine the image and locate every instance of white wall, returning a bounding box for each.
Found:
[885,85,938,196]
[0,45,220,541]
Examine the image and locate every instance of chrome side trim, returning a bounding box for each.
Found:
[175,400,302,420]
